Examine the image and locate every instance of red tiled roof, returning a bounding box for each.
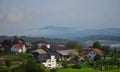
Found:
[82,48,92,55]
[15,44,24,49]
[82,48,103,55]
[93,48,103,55]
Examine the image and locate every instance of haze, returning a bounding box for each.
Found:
[0,0,120,36]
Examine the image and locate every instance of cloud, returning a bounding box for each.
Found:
[0,4,26,24]
[6,9,24,23]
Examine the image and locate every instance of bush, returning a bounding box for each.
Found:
[62,61,68,68]
[13,59,49,72]
[0,66,12,72]
[4,59,11,67]
[86,62,102,70]
[72,63,82,69]
[86,62,94,67]
[70,58,76,64]
[105,65,118,70]
[50,69,57,72]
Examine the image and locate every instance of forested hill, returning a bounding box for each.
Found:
[75,35,120,42]
[0,36,69,44]
[1,35,120,43]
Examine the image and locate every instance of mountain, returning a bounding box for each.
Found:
[29,26,77,37]
[39,26,74,31]
[48,28,120,39]
[0,35,69,44]
[62,28,120,38]
[28,26,120,41]
[75,35,120,42]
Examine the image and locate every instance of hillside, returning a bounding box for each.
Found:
[0,36,69,44]
[75,35,120,42]
[28,26,120,39]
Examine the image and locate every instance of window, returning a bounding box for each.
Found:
[48,64,51,66]
[91,52,92,54]
[51,61,54,62]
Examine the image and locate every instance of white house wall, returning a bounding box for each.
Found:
[11,45,26,53]
[42,56,56,69]
[85,51,96,61]
[22,45,27,53]
[37,43,50,49]
[46,44,50,48]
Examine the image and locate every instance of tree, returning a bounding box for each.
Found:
[94,54,101,61]
[101,46,112,55]
[66,41,82,54]
[13,59,49,72]
[4,45,11,53]
[1,39,12,53]
[66,41,80,49]
[92,41,101,49]
[12,37,19,44]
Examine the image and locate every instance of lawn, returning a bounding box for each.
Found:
[0,53,31,61]
[56,63,120,72]
[57,68,120,72]
[0,53,32,67]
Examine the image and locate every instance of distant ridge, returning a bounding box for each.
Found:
[75,35,120,42]
[39,26,74,30]
[29,26,120,38]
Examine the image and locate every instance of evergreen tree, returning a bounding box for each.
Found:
[92,41,101,49]
[13,37,19,44]
[66,41,82,54]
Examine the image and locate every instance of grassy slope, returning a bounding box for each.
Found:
[57,68,120,72]
[57,63,120,72]
[0,53,31,61]
[0,53,31,67]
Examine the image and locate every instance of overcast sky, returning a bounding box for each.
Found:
[0,0,120,36]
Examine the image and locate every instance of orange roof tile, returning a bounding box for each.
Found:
[15,44,24,49]
[82,48,103,55]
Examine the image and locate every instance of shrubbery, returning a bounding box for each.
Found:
[0,66,12,72]
[4,59,11,67]
[62,60,68,68]
[86,59,120,70]
[50,69,57,72]
[12,58,49,72]
[72,63,82,69]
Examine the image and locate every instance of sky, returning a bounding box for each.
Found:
[0,0,120,36]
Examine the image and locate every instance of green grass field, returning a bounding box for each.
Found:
[0,53,31,61]
[56,63,120,72]
[0,53,32,68]
[57,68,120,72]
[1,53,120,72]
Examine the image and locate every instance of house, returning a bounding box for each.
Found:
[74,55,84,62]
[0,44,4,52]
[32,49,57,69]
[37,41,50,49]
[18,39,25,44]
[11,44,26,53]
[50,44,67,52]
[46,44,69,61]
[1,39,12,47]
[57,50,72,61]
[25,42,33,49]
[82,48,103,61]
[32,49,47,58]
[38,54,56,69]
